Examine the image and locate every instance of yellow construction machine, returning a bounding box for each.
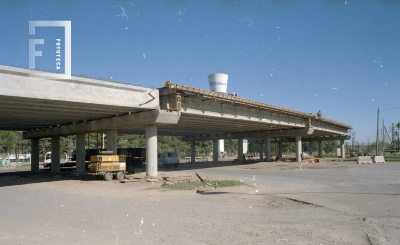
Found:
[89,151,126,181]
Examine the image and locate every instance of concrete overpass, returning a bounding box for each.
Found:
[0,65,352,177]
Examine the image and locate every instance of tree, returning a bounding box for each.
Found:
[324,141,338,156]
[14,132,30,161]
[195,140,213,156]
[60,135,75,157]
[280,142,295,155]
[302,141,317,153]
[158,136,189,156]
[224,139,238,155]
[117,134,145,148]
[39,138,51,161]
[1,131,16,153]
[247,140,260,153]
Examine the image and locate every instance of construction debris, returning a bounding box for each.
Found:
[162,180,175,186]
[196,172,205,182]
[146,178,158,182]
[196,182,218,193]
[119,179,143,183]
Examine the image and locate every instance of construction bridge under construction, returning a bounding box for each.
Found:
[0,65,352,177]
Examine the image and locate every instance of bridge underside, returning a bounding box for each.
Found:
[0,95,148,131]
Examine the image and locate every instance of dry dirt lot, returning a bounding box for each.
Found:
[0,161,399,244]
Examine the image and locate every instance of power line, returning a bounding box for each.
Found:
[380,106,400,112]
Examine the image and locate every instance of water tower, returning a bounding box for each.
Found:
[208,73,228,156]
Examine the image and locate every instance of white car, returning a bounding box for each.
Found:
[44,152,51,168]
[158,152,180,168]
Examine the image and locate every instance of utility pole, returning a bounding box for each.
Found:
[382,119,385,156]
[392,123,395,151]
[376,108,379,156]
[397,122,400,150]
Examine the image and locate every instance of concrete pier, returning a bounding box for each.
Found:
[51,136,60,174]
[259,144,263,161]
[295,135,302,162]
[107,130,118,154]
[145,125,157,177]
[265,136,271,162]
[191,140,196,164]
[76,134,86,176]
[31,138,39,173]
[340,140,345,158]
[238,138,244,162]
[213,139,219,163]
[318,140,323,158]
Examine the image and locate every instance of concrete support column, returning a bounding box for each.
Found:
[145,125,157,177]
[295,135,302,162]
[238,138,244,162]
[278,142,282,159]
[31,138,40,173]
[76,134,86,176]
[107,129,118,154]
[191,140,196,164]
[265,136,271,162]
[213,139,219,163]
[259,144,263,161]
[340,140,345,159]
[318,140,323,158]
[51,136,60,174]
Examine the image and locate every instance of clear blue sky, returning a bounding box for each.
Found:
[1,0,399,143]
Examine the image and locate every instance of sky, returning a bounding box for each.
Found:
[0,0,399,143]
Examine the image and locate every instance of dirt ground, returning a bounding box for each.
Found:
[0,160,399,244]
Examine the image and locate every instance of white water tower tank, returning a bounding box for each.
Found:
[208,73,228,94]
